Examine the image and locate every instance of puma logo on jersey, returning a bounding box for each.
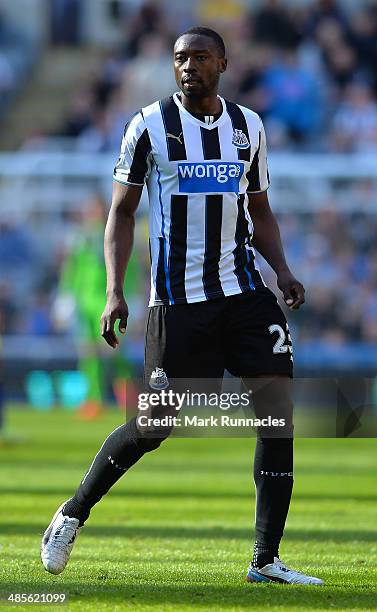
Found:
[167,132,183,145]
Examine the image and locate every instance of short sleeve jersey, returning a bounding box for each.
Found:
[113,93,269,306]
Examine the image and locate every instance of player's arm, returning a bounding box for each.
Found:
[248,190,305,310]
[101,182,143,348]
[247,117,304,309]
[101,112,151,347]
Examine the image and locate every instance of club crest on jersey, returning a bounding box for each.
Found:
[178,161,244,194]
[232,129,250,149]
[149,367,169,390]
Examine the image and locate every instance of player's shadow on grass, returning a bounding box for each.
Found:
[2,486,377,503]
[0,580,376,609]
[1,459,373,477]
[2,522,377,543]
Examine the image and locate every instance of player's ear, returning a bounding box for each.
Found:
[219,58,227,73]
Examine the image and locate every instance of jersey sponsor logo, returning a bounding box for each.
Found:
[178,161,244,194]
[232,129,250,149]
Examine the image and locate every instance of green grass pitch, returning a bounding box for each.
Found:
[0,407,376,611]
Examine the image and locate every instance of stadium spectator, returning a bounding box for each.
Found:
[196,0,247,28]
[237,45,274,117]
[349,5,377,86]
[119,33,177,113]
[0,219,36,274]
[0,8,37,114]
[0,52,14,101]
[23,291,54,336]
[120,1,172,60]
[60,89,94,138]
[330,80,377,152]
[322,40,357,90]
[0,281,18,334]
[50,0,82,45]
[261,49,321,143]
[75,107,115,153]
[251,0,302,49]
[304,0,349,38]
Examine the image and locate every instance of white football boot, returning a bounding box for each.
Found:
[41,502,82,575]
[246,557,324,585]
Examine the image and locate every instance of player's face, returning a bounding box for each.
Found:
[173,34,227,99]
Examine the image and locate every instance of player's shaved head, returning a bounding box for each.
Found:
[175,26,226,58]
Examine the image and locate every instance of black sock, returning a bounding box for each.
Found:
[251,541,278,569]
[246,377,294,567]
[63,417,165,525]
[253,437,293,562]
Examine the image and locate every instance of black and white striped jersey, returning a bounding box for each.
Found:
[113,92,269,306]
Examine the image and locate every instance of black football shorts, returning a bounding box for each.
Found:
[144,287,293,386]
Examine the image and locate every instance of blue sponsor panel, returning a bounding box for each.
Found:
[178,161,244,194]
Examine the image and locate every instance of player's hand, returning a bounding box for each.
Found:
[277,270,305,310]
[100,293,129,348]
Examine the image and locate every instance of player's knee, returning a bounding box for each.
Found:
[257,408,294,439]
[252,378,294,437]
[136,434,167,453]
[134,415,172,452]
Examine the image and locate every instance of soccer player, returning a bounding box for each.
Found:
[41,27,323,585]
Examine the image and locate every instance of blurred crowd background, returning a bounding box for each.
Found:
[18,0,377,153]
[0,0,376,408]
